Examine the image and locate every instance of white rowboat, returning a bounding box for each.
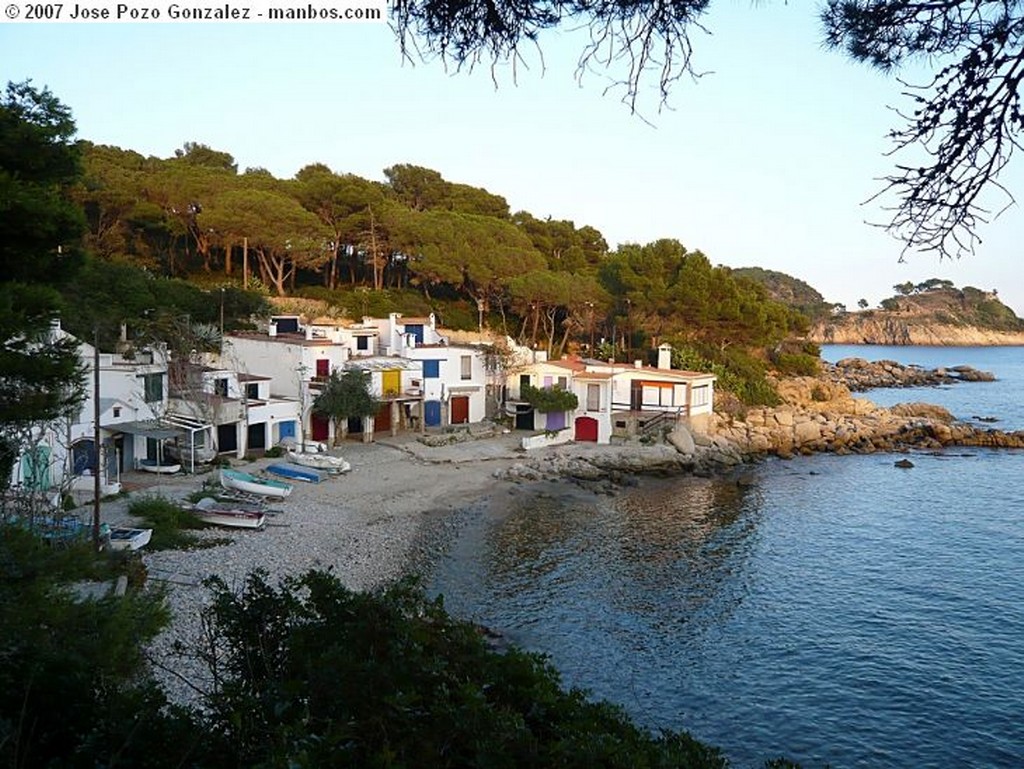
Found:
[220,468,293,499]
[286,450,351,474]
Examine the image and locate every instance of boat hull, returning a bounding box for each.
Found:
[220,468,293,498]
[107,526,152,551]
[193,497,268,528]
[286,450,351,474]
[267,463,322,483]
[138,459,182,474]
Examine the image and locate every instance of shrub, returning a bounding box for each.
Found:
[522,382,579,413]
[128,495,219,550]
[193,569,730,769]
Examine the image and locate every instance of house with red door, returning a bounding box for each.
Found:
[222,313,490,446]
[503,343,716,445]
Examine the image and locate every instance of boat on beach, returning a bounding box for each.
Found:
[286,449,351,474]
[107,526,153,551]
[192,497,267,529]
[266,463,324,484]
[137,459,182,474]
[220,467,293,498]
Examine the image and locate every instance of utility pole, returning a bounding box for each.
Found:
[92,328,101,551]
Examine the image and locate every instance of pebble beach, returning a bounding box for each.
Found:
[100,431,527,705]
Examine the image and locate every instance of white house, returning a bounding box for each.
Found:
[503,342,716,445]
[222,313,492,444]
[168,364,300,459]
[11,322,178,500]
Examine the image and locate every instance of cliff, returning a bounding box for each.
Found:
[808,286,1024,346]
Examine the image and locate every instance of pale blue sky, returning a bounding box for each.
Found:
[4,3,1022,314]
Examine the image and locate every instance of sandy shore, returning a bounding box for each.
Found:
[99,431,529,704]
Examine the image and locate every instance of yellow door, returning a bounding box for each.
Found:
[382,369,401,396]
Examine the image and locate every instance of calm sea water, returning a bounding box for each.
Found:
[430,347,1024,768]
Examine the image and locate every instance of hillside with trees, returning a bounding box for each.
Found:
[50,102,814,405]
[810,280,1024,345]
[730,267,832,322]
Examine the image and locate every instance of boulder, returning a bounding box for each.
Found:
[667,424,696,455]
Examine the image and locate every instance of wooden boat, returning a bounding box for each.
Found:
[107,526,152,551]
[286,449,351,474]
[192,497,267,529]
[137,459,182,474]
[266,463,323,484]
[220,467,293,499]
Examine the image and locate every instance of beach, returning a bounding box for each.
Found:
[103,431,529,704]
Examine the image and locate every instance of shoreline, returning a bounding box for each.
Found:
[96,372,1024,704]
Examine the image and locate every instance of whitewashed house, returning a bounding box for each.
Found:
[11,322,178,500]
[502,342,716,445]
[168,364,299,459]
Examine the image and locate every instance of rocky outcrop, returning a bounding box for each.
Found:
[810,317,1024,346]
[713,379,1024,458]
[823,357,995,391]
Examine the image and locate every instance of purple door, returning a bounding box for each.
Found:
[545,411,566,430]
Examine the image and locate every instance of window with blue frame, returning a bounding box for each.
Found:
[423,360,440,379]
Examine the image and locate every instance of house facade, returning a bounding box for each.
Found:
[223,313,491,445]
[10,322,177,500]
[503,343,716,445]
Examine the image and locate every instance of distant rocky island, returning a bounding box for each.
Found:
[735,272,1024,346]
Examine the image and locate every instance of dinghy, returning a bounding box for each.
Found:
[266,463,323,484]
[192,497,267,529]
[220,467,293,499]
[286,450,351,474]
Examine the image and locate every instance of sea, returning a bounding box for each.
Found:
[428,346,1024,768]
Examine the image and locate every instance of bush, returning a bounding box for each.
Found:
[193,569,730,768]
[128,495,218,550]
[0,523,199,768]
[522,382,579,413]
[264,445,284,458]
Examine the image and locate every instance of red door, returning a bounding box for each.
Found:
[311,413,330,441]
[575,416,598,442]
[375,402,392,432]
[451,396,469,424]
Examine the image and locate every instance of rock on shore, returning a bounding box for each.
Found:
[824,357,995,391]
[713,376,1024,458]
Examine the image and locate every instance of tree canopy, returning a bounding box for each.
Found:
[0,81,88,481]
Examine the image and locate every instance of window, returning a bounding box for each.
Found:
[423,360,440,379]
[113,406,121,418]
[460,355,472,381]
[356,335,369,351]
[586,384,601,411]
[214,378,229,397]
[557,376,568,390]
[246,383,259,400]
[691,385,709,406]
[142,373,163,403]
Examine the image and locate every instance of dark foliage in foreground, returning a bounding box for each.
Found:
[194,568,732,768]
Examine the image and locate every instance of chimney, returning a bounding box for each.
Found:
[634,359,643,369]
[657,343,672,370]
[268,322,277,337]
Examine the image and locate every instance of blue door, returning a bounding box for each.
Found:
[279,420,296,441]
[424,400,442,427]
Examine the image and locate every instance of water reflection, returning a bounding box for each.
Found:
[434,475,765,682]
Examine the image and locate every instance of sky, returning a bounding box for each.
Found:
[3,4,1023,315]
